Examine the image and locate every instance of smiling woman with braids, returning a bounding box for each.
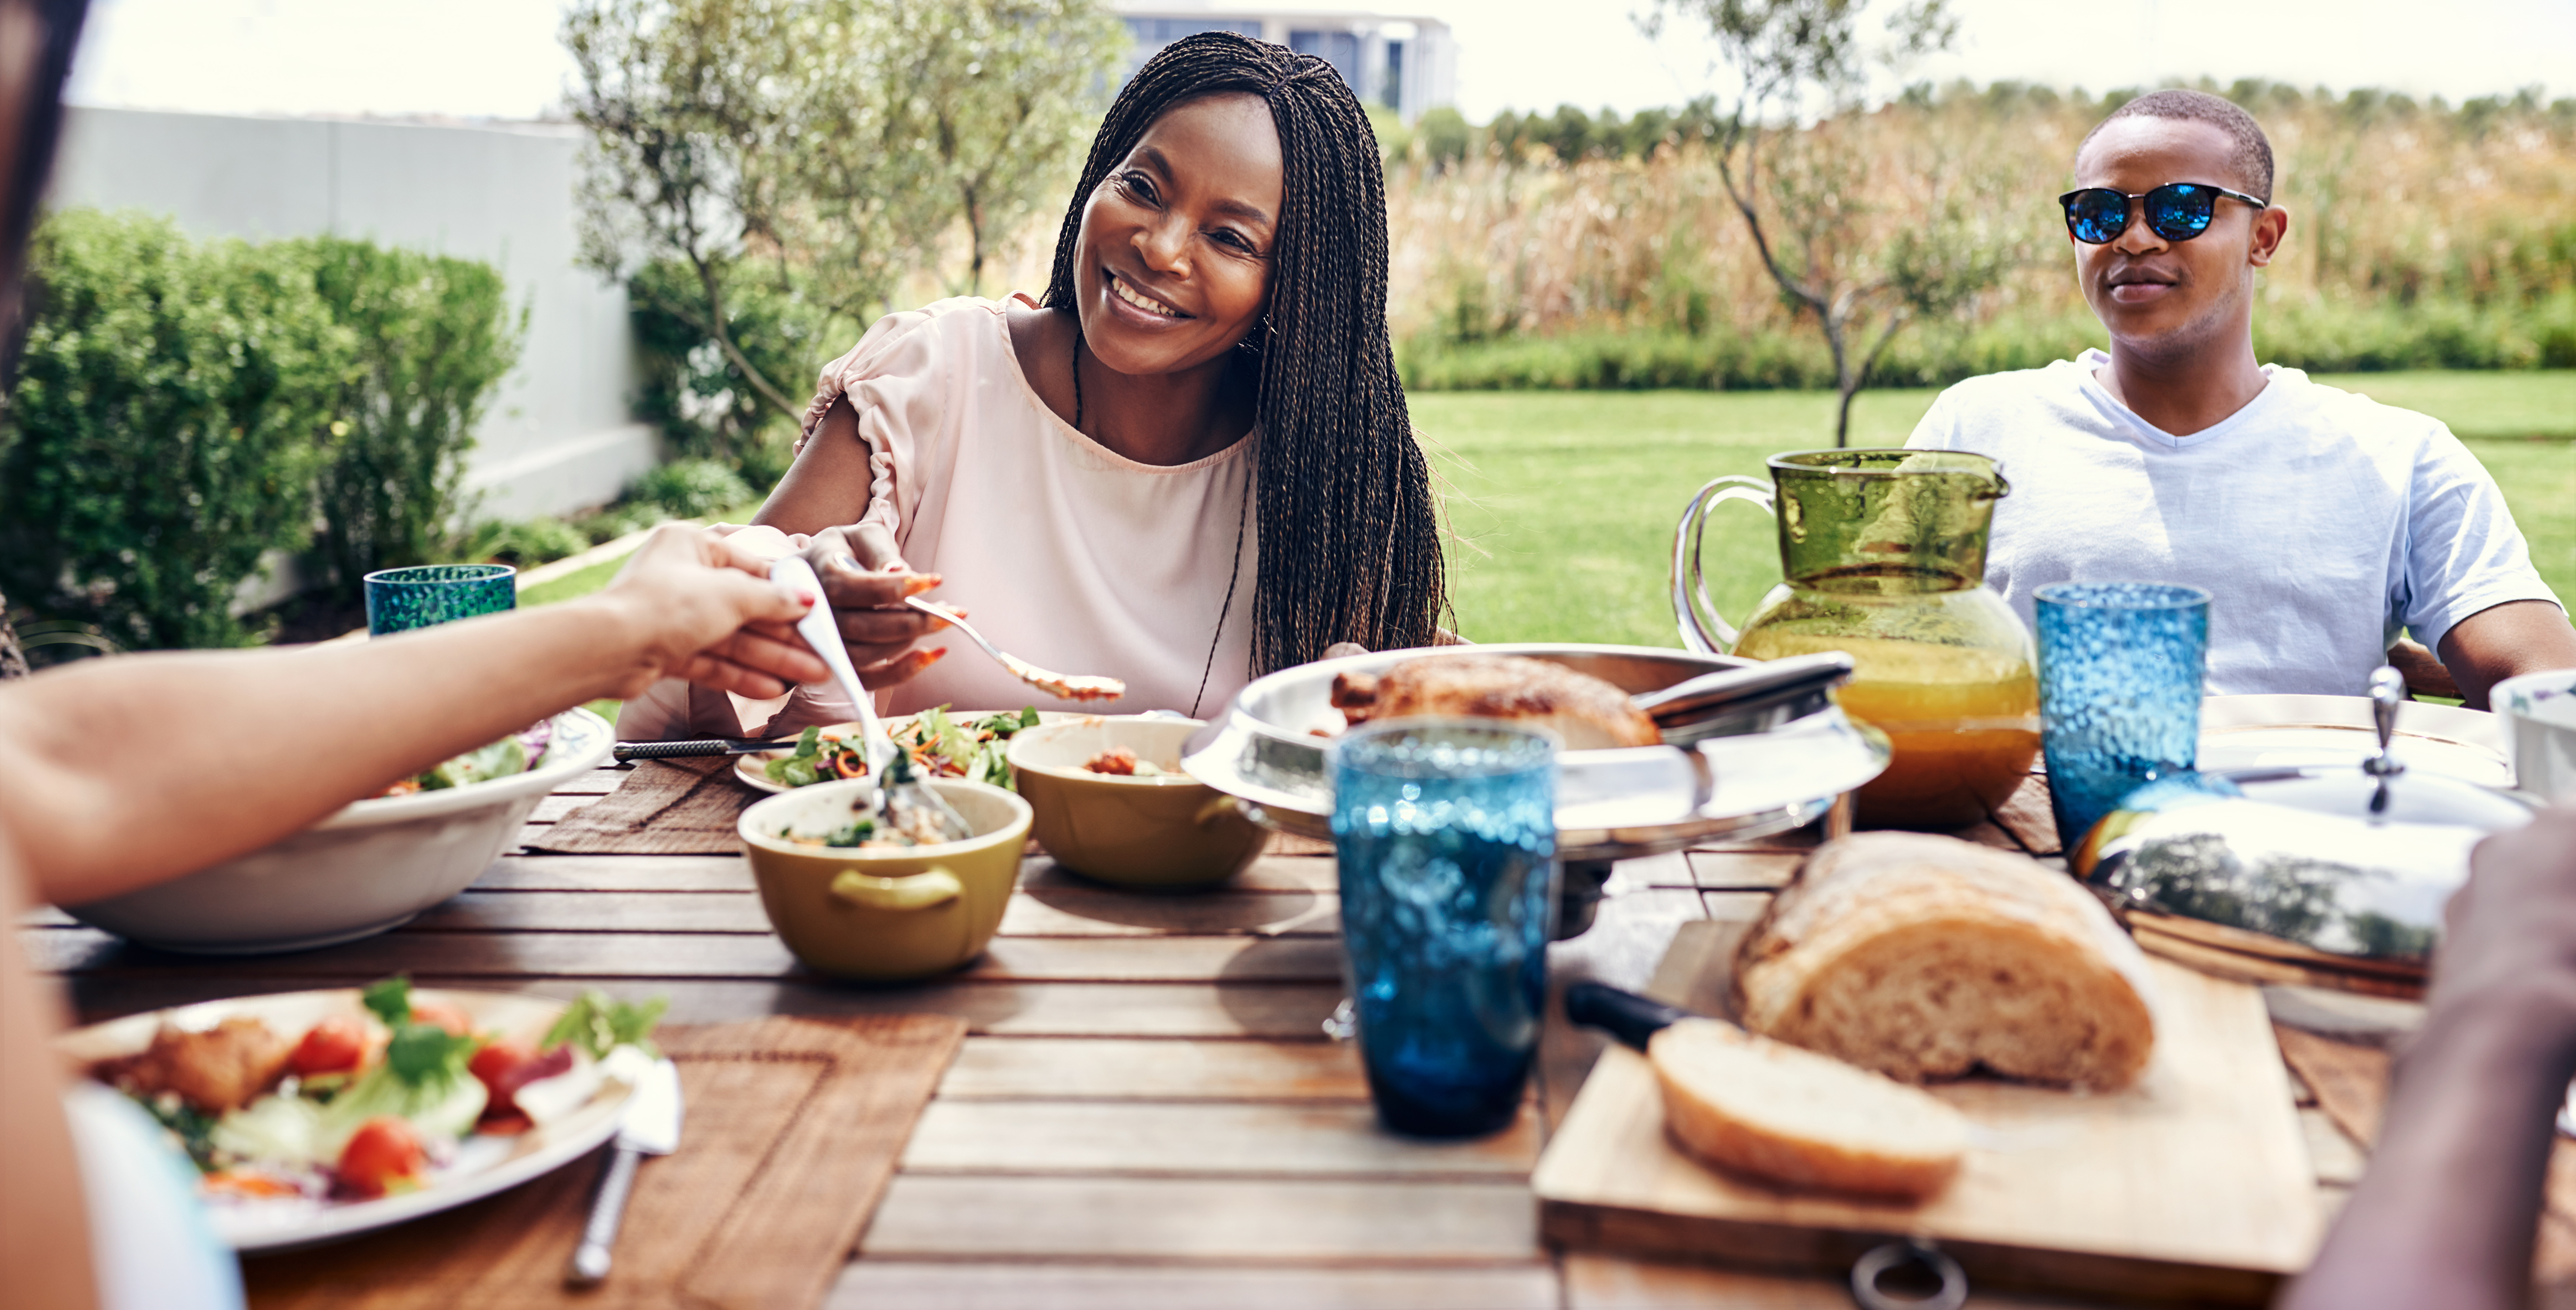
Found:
[618,32,1447,738]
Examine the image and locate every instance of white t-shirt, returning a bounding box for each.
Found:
[1905,349,2560,696]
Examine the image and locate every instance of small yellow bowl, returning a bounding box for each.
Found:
[737,778,1032,981]
[1006,716,1267,890]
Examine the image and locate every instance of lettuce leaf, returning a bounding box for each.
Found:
[542,990,668,1060]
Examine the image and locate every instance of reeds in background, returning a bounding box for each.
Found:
[1384,82,2576,389]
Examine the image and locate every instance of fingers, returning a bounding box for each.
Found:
[836,606,948,647]
[716,627,832,688]
[857,646,944,690]
[676,652,792,701]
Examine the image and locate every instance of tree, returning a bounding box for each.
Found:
[565,0,909,421]
[564,0,1120,426]
[874,0,1123,296]
[1645,0,2018,445]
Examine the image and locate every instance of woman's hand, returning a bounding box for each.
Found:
[584,524,835,700]
[798,524,950,688]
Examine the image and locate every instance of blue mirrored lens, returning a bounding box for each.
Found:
[2145,185,2217,238]
[2065,190,2126,243]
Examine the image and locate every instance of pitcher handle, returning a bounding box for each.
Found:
[1671,475,1775,654]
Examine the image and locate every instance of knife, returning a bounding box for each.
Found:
[612,737,799,763]
[1563,982,1696,1051]
[565,1057,684,1287]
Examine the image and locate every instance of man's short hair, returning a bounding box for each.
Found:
[2080,89,2274,202]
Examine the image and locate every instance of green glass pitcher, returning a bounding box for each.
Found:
[1671,449,2038,828]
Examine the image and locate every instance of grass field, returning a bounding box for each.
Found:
[524,371,2571,667]
[1420,370,2576,648]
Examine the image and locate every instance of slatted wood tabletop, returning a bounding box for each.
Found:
[24,764,2351,1308]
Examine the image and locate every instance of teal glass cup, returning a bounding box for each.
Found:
[364,564,516,636]
[1332,719,1558,1138]
[2035,582,2211,846]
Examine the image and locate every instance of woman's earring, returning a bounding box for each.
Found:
[1237,316,1274,351]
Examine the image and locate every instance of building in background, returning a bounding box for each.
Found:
[44,108,654,529]
[1110,2,1455,122]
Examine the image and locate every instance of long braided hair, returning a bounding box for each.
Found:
[1040,31,1447,673]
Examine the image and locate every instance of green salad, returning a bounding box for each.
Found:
[764,706,1039,790]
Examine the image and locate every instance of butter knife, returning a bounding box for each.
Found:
[612,737,798,763]
[565,1057,683,1286]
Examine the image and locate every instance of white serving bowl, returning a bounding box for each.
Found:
[59,708,614,954]
[2495,668,2576,803]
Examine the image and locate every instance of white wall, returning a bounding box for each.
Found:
[46,107,658,524]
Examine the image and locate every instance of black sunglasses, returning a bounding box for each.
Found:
[2057,183,2268,245]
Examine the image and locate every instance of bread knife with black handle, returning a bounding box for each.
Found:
[1563,982,1696,1052]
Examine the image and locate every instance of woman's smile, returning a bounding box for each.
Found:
[1105,268,1190,322]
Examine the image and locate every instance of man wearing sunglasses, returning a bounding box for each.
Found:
[1906,89,2573,708]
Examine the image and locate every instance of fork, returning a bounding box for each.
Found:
[905,596,1125,704]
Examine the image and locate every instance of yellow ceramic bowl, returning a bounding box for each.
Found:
[1006,716,1267,889]
[737,778,1032,981]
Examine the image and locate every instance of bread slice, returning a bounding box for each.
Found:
[1649,1016,1967,1201]
[1734,832,2157,1091]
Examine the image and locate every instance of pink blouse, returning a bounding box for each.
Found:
[622,294,1262,740]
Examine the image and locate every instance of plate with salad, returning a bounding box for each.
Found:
[58,976,665,1252]
[735,706,1064,794]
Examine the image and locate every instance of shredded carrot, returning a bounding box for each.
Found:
[202,1170,303,1199]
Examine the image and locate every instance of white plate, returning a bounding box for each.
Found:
[56,987,635,1253]
[2198,693,2512,787]
[734,711,1082,793]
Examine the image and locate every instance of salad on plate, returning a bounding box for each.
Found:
[88,977,662,1208]
[759,706,1040,791]
[378,721,556,797]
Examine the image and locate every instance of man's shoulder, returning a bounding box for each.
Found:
[2257,368,2461,459]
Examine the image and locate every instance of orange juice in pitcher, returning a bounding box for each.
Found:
[1675,450,2038,829]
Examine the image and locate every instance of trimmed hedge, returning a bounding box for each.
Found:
[1398,290,2576,393]
[0,211,523,649]
[1,211,352,649]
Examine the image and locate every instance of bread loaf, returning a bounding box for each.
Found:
[1649,1016,1967,1201]
[1734,832,2157,1090]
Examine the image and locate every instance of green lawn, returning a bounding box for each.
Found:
[1419,370,2576,647]
[521,371,2571,663]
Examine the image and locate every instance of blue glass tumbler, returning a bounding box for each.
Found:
[364,564,516,636]
[1332,719,1557,1138]
[2035,582,2211,847]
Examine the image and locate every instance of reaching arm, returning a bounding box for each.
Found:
[0,525,828,908]
[2284,807,2576,1309]
[2440,600,2576,710]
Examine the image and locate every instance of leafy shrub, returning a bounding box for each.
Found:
[627,259,853,478]
[304,237,526,596]
[463,515,591,567]
[0,211,353,649]
[626,458,755,519]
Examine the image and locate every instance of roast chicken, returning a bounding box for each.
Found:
[1329,654,1660,750]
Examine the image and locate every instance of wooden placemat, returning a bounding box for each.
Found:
[525,758,756,856]
[244,1013,966,1310]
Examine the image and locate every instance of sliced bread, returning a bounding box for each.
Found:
[1734,831,2157,1090]
[1649,1016,1968,1201]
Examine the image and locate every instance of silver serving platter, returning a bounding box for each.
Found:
[1181,642,1891,865]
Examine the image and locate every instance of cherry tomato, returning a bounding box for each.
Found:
[336,1117,427,1198]
[471,1041,576,1129]
[289,1017,369,1077]
[468,1039,535,1092]
[409,1000,474,1037]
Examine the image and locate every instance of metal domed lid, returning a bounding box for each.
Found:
[2074,668,2536,980]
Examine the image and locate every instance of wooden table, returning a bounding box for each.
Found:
[25,765,2353,1308]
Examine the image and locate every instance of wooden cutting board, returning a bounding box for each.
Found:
[1534,921,2320,1305]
